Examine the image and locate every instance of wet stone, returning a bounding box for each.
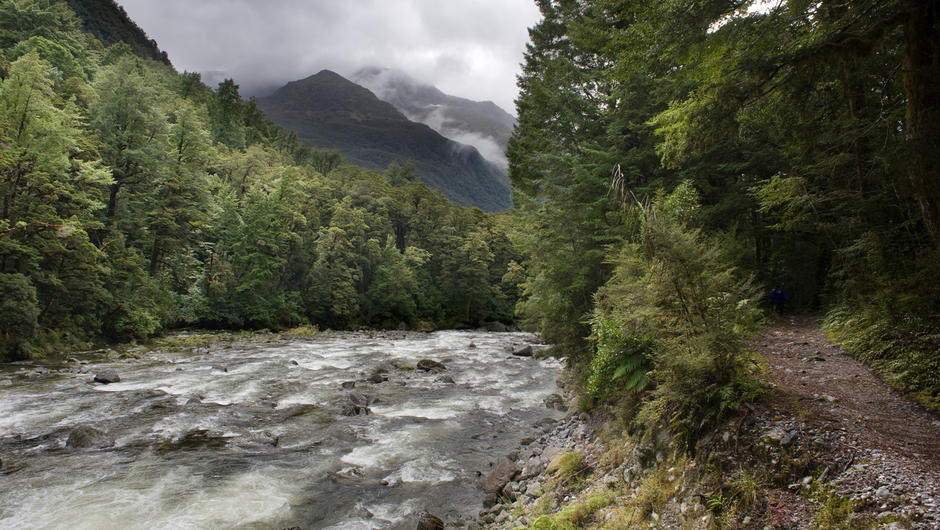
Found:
[93,369,120,384]
[512,345,533,357]
[415,511,444,530]
[66,425,115,449]
[416,359,447,373]
[484,457,519,494]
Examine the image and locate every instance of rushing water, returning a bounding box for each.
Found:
[0,330,564,529]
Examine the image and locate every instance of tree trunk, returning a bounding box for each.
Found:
[106,182,122,220]
[902,0,940,249]
[149,238,161,276]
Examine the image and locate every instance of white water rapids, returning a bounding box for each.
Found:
[0,330,564,529]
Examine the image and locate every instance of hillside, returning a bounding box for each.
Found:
[62,0,170,64]
[350,67,516,169]
[256,70,511,211]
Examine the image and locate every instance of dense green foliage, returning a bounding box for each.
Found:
[256,70,511,211]
[511,0,940,435]
[61,0,170,65]
[0,0,519,360]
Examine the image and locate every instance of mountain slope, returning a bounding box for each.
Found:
[350,67,515,169]
[257,70,510,211]
[63,0,170,65]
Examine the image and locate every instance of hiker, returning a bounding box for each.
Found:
[769,286,789,313]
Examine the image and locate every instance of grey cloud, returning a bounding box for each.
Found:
[118,0,540,113]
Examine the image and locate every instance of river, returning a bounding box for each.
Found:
[0,330,564,529]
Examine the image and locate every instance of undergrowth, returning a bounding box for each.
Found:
[823,309,940,411]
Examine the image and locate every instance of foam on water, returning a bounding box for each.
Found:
[0,458,300,530]
[384,456,458,484]
[341,422,446,469]
[0,330,564,528]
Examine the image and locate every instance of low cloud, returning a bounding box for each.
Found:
[416,107,508,169]
[118,0,541,113]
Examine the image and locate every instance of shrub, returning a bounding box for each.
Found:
[594,182,765,448]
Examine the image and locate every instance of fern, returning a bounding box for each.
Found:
[586,316,651,398]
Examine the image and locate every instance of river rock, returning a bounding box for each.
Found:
[93,369,120,384]
[347,390,375,407]
[541,446,565,470]
[341,381,356,389]
[342,403,371,416]
[520,455,543,479]
[160,429,228,451]
[66,425,115,449]
[416,359,446,373]
[243,430,279,447]
[484,457,519,494]
[415,511,444,530]
[435,375,456,384]
[543,393,566,411]
[482,321,508,332]
[512,345,533,357]
[211,364,228,372]
[274,403,319,421]
[366,370,389,384]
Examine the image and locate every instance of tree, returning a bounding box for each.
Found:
[0,52,111,352]
[307,225,361,325]
[209,79,246,148]
[89,55,167,225]
[0,273,40,359]
[365,236,427,324]
[900,0,940,249]
[145,99,210,277]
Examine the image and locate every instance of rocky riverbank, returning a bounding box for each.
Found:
[474,317,939,529]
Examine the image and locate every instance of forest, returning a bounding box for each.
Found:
[1,0,937,414]
[2,0,939,527]
[0,0,521,360]
[509,0,939,432]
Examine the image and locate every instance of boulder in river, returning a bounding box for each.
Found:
[482,321,508,332]
[347,390,375,407]
[66,425,115,449]
[544,393,566,411]
[341,403,371,416]
[93,369,120,384]
[484,456,519,494]
[342,391,375,416]
[238,430,279,448]
[511,345,533,357]
[158,429,228,451]
[416,359,446,373]
[435,375,456,384]
[367,371,389,384]
[415,511,444,530]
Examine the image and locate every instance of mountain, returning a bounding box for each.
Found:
[350,67,515,169]
[62,0,170,65]
[256,70,511,211]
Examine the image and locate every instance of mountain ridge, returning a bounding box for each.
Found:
[63,0,170,65]
[257,70,511,211]
[350,67,515,168]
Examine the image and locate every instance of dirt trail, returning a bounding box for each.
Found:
[756,316,939,527]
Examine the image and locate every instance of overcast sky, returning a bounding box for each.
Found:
[118,0,542,114]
